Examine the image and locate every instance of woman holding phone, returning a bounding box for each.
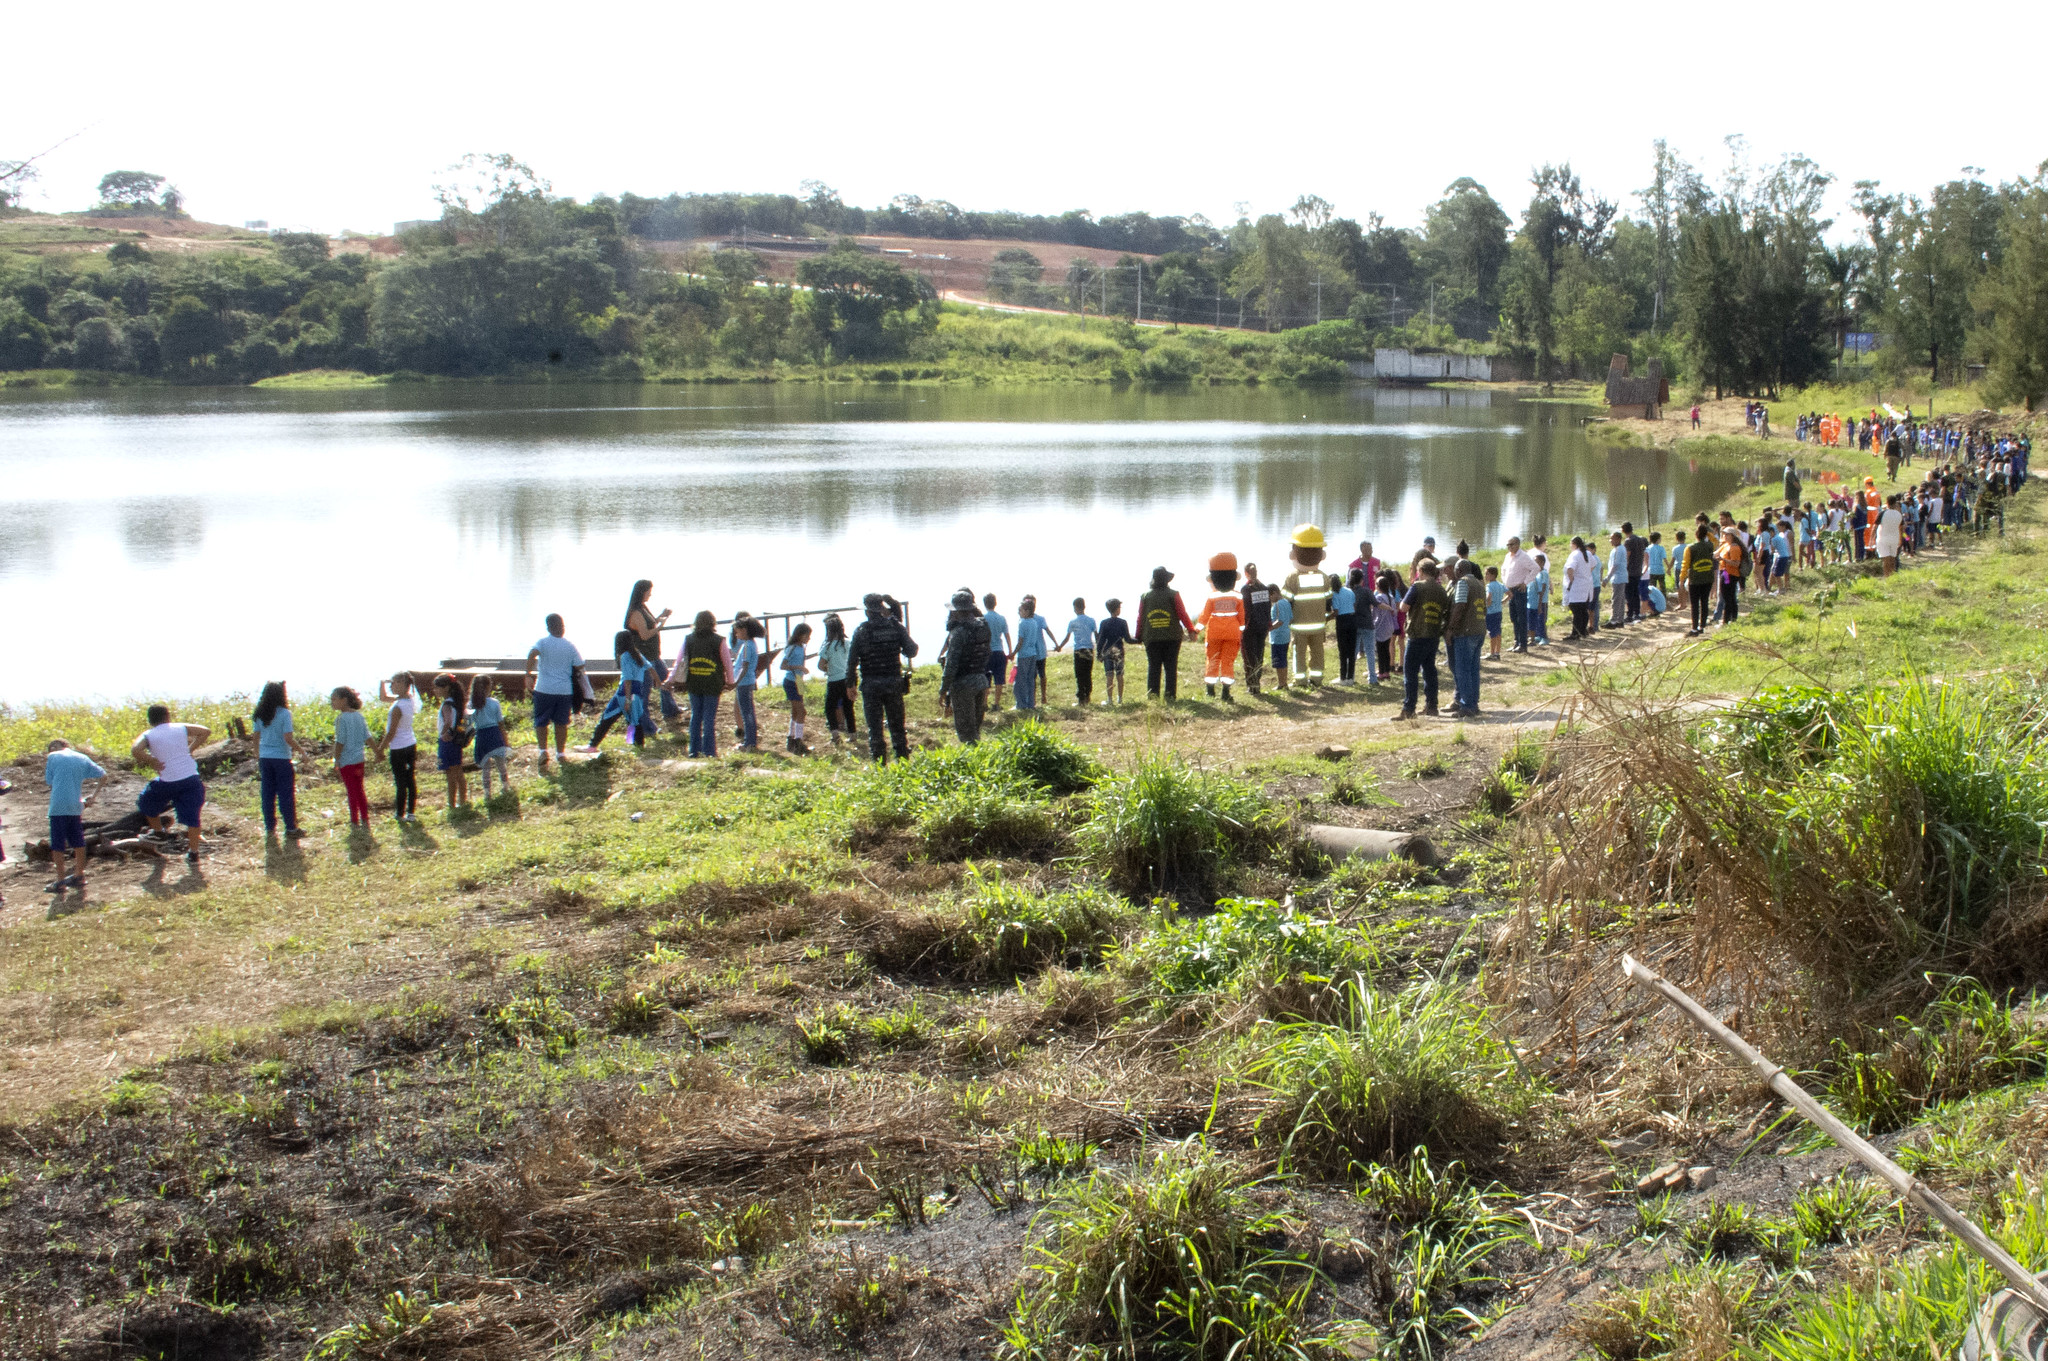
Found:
[625,579,682,723]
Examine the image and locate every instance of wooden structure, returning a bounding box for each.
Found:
[1605,354,1667,419]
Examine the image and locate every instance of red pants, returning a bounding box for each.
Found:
[338,762,371,823]
[1205,635,1241,685]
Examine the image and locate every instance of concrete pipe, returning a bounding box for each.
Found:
[1306,823,1440,868]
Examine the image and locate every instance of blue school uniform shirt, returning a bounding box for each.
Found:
[333,710,369,766]
[44,748,105,816]
[1484,580,1506,614]
[731,638,758,688]
[1269,597,1293,646]
[820,637,850,682]
[1646,543,1667,575]
[1530,569,1550,608]
[782,641,808,677]
[1096,616,1132,651]
[1066,614,1098,650]
[254,710,294,760]
[1774,531,1791,560]
[1331,585,1356,617]
[1014,615,1055,659]
[984,610,1011,655]
[473,697,503,732]
[529,634,584,694]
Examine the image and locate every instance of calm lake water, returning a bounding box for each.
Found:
[0,382,1740,703]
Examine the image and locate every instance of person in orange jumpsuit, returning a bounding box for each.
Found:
[1860,476,1884,553]
[1197,551,1244,702]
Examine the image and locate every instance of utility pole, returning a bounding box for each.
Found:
[1215,289,1221,328]
[1313,275,1322,324]
[1133,263,1142,323]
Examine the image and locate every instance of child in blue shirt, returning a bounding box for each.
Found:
[1330,576,1360,684]
[330,686,372,825]
[1095,599,1131,706]
[731,621,764,752]
[981,594,1012,712]
[1269,595,1294,689]
[1645,535,1668,590]
[470,677,511,798]
[1484,567,1508,659]
[42,739,106,892]
[1060,598,1099,705]
[781,622,813,754]
[1012,596,1056,712]
[1530,554,1552,644]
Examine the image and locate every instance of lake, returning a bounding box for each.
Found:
[0,382,1740,703]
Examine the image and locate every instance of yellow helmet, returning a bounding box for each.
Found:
[1290,523,1326,549]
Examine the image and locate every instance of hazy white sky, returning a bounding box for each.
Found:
[11,1,2045,239]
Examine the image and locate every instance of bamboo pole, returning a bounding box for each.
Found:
[1620,953,2048,1318]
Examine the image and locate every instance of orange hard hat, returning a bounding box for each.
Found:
[1208,550,1238,572]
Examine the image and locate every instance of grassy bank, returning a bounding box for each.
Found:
[4,450,2046,1357]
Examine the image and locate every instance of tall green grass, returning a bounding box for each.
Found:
[1076,756,1282,899]
[840,721,1103,858]
[1128,898,1379,995]
[1247,977,1537,1173]
[1000,1141,1334,1361]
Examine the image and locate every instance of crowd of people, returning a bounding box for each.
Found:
[21,427,2032,895]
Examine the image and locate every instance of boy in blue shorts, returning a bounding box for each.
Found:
[131,704,211,862]
[42,739,106,893]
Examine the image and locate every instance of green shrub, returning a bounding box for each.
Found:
[1755,1178,2048,1361]
[1077,756,1281,898]
[999,1141,1330,1361]
[955,865,1138,978]
[490,991,581,1057]
[1826,980,2048,1132]
[1248,978,1535,1172]
[997,720,1106,795]
[842,722,1102,859]
[1137,341,1201,383]
[1129,898,1377,995]
[798,1003,861,1064]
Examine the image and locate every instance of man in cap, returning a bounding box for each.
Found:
[849,593,918,762]
[939,589,992,745]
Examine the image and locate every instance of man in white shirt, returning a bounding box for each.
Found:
[524,613,585,769]
[1500,536,1537,653]
[130,704,211,861]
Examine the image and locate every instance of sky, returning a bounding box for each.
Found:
[10,1,2047,241]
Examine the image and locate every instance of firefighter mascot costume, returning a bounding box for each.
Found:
[1282,524,1335,687]
[1196,551,1244,701]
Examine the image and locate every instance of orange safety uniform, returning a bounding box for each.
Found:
[1861,485,1884,549]
[1197,592,1244,688]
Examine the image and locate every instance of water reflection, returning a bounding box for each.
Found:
[119,499,207,566]
[0,382,1739,700]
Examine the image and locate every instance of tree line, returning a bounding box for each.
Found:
[7,146,2048,405]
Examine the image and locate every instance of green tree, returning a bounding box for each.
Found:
[1419,178,1510,338]
[96,171,167,209]
[987,248,1044,304]
[1152,265,1204,327]
[1981,176,2048,410]
[159,295,229,369]
[795,240,934,359]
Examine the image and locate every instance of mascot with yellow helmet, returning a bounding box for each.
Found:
[1282,524,1335,688]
